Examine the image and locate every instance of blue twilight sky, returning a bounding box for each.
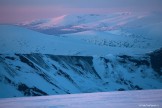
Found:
[0,0,162,23]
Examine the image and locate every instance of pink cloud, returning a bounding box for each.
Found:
[0,5,140,24]
[0,6,67,23]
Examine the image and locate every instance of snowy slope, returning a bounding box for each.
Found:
[0,89,162,108]
[18,12,162,35]
[0,48,162,98]
[0,25,109,55]
[0,12,162,99]
[18,13,141,35]
[63,30,161,50]
[0,25,154,55]
[15,13,162,53]
[58,13,162,51]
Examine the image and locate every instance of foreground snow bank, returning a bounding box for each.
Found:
[0,89,161,108]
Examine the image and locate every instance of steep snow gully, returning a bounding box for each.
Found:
[0,48,162,98]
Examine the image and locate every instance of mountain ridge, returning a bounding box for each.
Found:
[0,49,162,98]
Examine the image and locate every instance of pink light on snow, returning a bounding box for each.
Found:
[36,15,67,28]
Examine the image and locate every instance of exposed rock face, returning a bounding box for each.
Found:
[0,49,162,98]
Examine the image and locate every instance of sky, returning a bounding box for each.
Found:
[0,0,162,24]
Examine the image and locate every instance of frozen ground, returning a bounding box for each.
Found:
[0,89,161,108]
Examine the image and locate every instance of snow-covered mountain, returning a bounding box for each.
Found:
[16,13,162,52]
[0,12,162,98]
[0,48,162,98]
[0,25,161,55]
[63,30,162,50]
[18,12,162,35]
[18,13,142,35]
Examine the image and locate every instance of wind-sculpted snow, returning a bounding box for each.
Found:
[0,89,162,108]
[0,49,162,98]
